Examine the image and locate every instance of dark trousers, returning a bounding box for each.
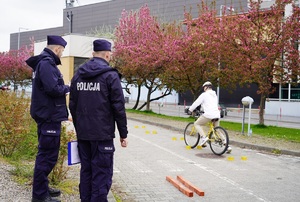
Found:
[78,139,114,202]
[32,122,61,200]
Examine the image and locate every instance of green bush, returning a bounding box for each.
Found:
[0,91,77,189]
[8,120,77,187]
[0,91,31,157]
[9,120,37,161]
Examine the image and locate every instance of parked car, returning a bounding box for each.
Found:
[184,104,228,118]
[184,106,192,115]
[0,85,10,91]
[218,103,228,118]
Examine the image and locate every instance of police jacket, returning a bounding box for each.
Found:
[26,48,70,123]
[69,57,128,141]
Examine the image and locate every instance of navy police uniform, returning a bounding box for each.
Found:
[69,39,128,202]
[26,35,69,201]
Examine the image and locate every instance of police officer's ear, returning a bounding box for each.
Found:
[105,51,112,62]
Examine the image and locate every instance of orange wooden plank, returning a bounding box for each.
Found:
[166,176,193,197]
[177,175,205,196]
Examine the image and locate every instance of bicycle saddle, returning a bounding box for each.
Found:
[211,118,219,122]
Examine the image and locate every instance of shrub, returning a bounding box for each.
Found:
[0,91,31,157]
[8,120,77,187]
[49,121,76,185]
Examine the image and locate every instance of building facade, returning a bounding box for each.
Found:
[11,0,248,50]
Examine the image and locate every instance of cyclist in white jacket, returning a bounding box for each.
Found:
[189,81,220,146]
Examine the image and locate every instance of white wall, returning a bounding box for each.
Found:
[265,100,300,117]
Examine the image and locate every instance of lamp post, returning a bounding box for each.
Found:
[18,27,29,49]
[217,5,234,103]
[66,11,73,33]
[241,96,254,136]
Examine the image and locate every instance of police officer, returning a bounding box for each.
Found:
[69,39,128,202]
[26,35,70,202]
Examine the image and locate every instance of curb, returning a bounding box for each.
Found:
[127,117,300,157]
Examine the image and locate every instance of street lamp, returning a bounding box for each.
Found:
[217,5,235,104]
[241,96,254,136]
[66,11,73,33]
[18,27,29,49]
[219,5,235,16]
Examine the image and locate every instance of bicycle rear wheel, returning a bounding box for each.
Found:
[184,122,200,149]
[208,126,229,155]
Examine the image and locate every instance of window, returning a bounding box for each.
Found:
[281,83,300,99]
[74,57,89,74]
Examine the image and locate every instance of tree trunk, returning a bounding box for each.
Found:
[137,89,172,111]
[259,93,266,125]
[13,83,18,92]
[146,86,152,111]
[132,84,141,110]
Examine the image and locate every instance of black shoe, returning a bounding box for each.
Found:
[49,187,61,197]
[32,196,61,202]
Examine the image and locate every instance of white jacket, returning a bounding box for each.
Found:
[189,89,220,119]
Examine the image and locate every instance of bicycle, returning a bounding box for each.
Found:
[184,109,229,156]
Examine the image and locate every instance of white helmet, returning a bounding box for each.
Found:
[202,81,212,87]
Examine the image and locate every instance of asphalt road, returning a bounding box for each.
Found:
[112,119,300,202]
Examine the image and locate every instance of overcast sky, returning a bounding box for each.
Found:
[0,0,109,52]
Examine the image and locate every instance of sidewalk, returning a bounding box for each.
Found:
[225,108,300,128]
[109,103,300,201]
[112,115,300,202]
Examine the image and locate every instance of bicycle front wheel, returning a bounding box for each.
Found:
[184,122,200,149]
[209,126,229,155]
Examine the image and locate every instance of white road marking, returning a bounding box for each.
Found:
[128,160,153,173]
[157,160,184,172]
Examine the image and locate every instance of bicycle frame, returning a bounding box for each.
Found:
[207,120,219,140]
[184,115,229,155]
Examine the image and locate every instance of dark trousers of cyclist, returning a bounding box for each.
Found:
[194,116,219,137]
[32,122,61,200]
[78,139,114,202]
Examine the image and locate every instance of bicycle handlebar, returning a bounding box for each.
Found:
[186,107,204,118]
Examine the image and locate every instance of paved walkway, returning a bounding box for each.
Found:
[107,102,300,201]
[111,117,300,201]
